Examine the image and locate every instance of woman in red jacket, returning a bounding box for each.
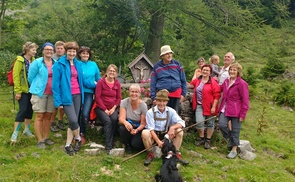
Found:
[189,64,221,149]
[95,64,121,154]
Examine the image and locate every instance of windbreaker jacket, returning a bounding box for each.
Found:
[28,57,55,98]
[80,60,101,94]
[13,55,35,94]
[95,77,121,111]
[52,55,95,107]
[190,76,221,116]
[150,59,187,100]
[219,77,249,119]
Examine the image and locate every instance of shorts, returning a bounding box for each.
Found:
[31,94,54,113]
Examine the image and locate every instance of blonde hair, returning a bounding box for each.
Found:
[129,84,141,92]
[229,62,243,77]
[55,41,65,47]
[105,64,118,76]
[209,54,220,63]
[22,42,38,54]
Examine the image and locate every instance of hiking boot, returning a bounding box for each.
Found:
[50,122,59,132]
[45,138,54,145]
[10,131,18,143]
[81,134,86,145]
[74,139,82,152]
[194,137,204,146]
[22,129,35,138]
[227,151,237,159]
[37,141,46,149]
[144,151,154,166]
[204,138,211,149]
[57,120,66,130]
[176,152,189,165]
[65,145,75,156]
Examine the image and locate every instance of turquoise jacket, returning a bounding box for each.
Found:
[80,60,101,93]
[28,57,55,98]
[52,55,95,107]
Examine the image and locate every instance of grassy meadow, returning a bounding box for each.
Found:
[0,82,295,182]
[1,19,295,182]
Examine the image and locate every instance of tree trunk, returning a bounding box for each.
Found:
[145,11,164,64]
[289,0,295,17]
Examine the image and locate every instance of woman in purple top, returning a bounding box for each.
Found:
[95,64,121,154]
[218,63,249,159]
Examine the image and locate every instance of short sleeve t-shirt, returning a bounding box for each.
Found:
[120,97,148,122]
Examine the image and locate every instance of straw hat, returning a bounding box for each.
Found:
[155,89,169,101]
[160,45,174,57]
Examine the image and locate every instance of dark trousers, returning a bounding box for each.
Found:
[15,93,33,122]
[79,93,93,135]
[167,97,180,113]
[95,108,118,150]
[119,125,144,151]
[63,94,81,131]
[218,113,242,146]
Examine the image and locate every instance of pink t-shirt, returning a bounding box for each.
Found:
[44,65,53,95]
[71,65,81,94]
[106,82,114,89]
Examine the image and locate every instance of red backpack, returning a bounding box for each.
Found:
[7,58,17,86]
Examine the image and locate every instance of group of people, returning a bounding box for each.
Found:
[10,42,249,165]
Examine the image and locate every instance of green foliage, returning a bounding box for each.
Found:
[0,50,16,86]
[260,58,286,79]
[274,81,295,108]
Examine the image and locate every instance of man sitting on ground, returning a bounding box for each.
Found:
[141,89,189,166]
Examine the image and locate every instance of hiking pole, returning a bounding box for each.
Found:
[121,115,217,163]
[12,87,15,111]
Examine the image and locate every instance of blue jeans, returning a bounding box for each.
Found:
[80,93,93,135]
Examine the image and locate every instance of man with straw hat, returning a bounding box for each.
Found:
[141,89,189,166]
[150,45,187,113]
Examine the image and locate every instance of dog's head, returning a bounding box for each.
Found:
[161,134,176,157]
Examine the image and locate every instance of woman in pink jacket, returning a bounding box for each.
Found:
[218,63,249,159]
[95,64,121,154]
[190,64,221,149]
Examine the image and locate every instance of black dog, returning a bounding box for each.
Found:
[155,135,183,182]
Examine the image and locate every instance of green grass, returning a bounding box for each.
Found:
[1,85,295,182]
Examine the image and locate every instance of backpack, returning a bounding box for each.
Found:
[7,58,17,86]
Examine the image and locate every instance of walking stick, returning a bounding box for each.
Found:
[12,86,15,111]
[121,115,217,163]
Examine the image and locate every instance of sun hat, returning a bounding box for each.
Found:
[41,42,54,51]
[160,45,174,57]
[155,89,169,101]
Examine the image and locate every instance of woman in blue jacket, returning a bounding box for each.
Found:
[77,46,100,144]
[28,42,55,149]
[52,41,95,155]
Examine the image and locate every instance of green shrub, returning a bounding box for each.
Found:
[260,58,286,79]
[274,81,295,108]
[0,50,16,86]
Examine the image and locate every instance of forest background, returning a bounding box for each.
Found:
[0,0,295,181]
